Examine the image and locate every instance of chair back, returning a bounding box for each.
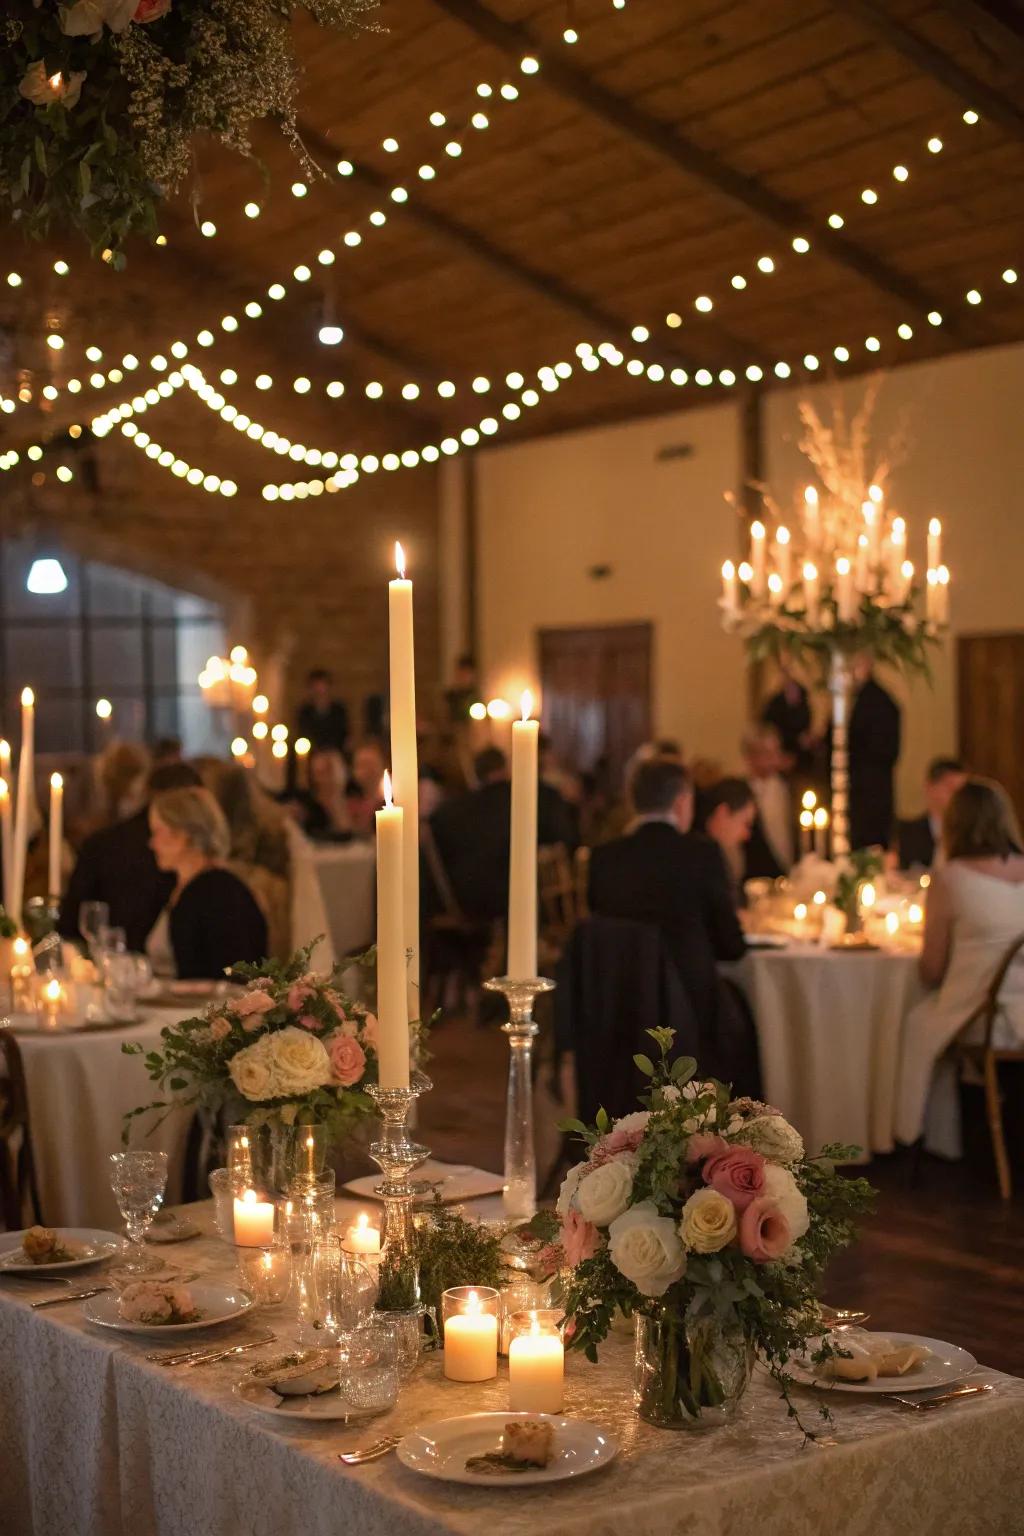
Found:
[538,843,576,938]
[980,931,1024,1049]
[0,1031,43,1230]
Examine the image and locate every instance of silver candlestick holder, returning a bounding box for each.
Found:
[367,1072,432,1312]
[483,976,555,1222]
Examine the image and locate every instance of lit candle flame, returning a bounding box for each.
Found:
[901,559,914,580]
[48,72,63,93]
[868,483,884,503]
[767,573,783,595]
[520,690,533,722]
[751,519,765,541]
[803,561,817,581]
[357,1212,369,1231]
[382,769,393,808]
[0,779,7,800]
[802,790,817,810]
[794,903,808,921]
[738,561,753,582]
[242,1188,258,1207]
[721,559,735,579]
[929,517,942,536]
[776,525,790,546]
[21,687,34,708]
[44,977,62,1002]
[836,556,850,575]
[467,1289,481,1314]
[50,771,62,790]
[804,486,818,506]
[394,541,406,579]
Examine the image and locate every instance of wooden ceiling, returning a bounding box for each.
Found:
[2,0,1024,507]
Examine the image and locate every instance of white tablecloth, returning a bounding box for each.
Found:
[292,842,376,964]
[731,948,925,1160]
[11,1010,194,1229]
[1,1194,1022,1536]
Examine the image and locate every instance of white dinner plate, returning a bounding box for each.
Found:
[233,1377,381,1423]
[343,1160,505,1205]
[790,1332,977,1394]
[82,1280,255,1336]
[0,1228,122,1274]
[145,1216,201,1244]
[397,1412,619,1488]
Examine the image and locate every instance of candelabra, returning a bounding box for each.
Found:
[367,1072,432,1312]
[483,976,555,1221]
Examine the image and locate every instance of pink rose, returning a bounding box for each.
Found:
[361,1013,378,1049]
[134,0,171,21]
[326,1029,366,1087]
[236,990,275,1019]
[591,1128,645,1166]
[559,1208,599,1266]
[703,1146,766,1211]
[209,1016,231,1041]
[684,1133,729,1165]
[287,981,315,1012]
[298,1013,320,1032]
[738,1197,791,1263]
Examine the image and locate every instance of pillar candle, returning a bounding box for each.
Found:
[835,557,856,623]
[507,692,539,980]
[10,687,34,927]
[928,518,942,573]
[444,1301,499,1381]
[509,1325,564,1413]
[344,1212,381,1257]
[720,560,737,614]
[898,559,914,606]
[233,1188,275,1247]
[48,772,63,898]
[388,543,420,1019]
[775,526,791,594]
[0,776,11,915]
[802,563,819,627]
[749,520,767,598]
[375,771,410,1089]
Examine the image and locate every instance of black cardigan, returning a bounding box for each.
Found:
[168,867,268,980]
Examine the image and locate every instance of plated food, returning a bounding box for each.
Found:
[397,1412,618,1487]
[466,1419,555,1476]
[248,1350,338,1397]
[0,1226,121,1274]
[791,1331,978,1395]
[83,1279,255,1336]
[118,1280,202,1327]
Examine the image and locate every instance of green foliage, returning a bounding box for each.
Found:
[834,848,885,919]
[411,1193,506,1323]
[739,589,938,683]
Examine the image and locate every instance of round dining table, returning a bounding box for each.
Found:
[728,942,926,1162]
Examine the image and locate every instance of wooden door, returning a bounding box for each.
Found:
[957,633,1024,821]
[538,623,652,784]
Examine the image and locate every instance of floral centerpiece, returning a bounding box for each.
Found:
[1,0,376,257]
[123,945,378,1157]
[546,1031,873,1433]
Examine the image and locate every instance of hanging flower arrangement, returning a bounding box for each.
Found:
[0,0,377,261]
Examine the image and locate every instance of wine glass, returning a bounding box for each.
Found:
[79,901,110,962]
[109,1150,168,1274]
[309,1235,377,1358]
[339,1319,402,1412]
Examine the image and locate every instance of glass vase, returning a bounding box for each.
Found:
[633,1309,752,1430]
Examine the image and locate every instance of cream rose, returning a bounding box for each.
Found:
[267,1026,332,1097]
[608,1202,687,1297]
[228,1036,278,1102]
[576,1157,635,1227]
[556,1161,588,1217]
[762,1163,809,1241]
[734,1113,804,1166]
[679,1188,737,1253]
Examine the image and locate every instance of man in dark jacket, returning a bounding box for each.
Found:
[295,669,350,757]
[59,762,201,951]
[895,756,967,869]
[848,656,902,850]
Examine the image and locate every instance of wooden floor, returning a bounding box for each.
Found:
[420,1015,1024,1377]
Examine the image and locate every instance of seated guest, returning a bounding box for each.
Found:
[288,748,353,842]
[68,739,151,843]
[761,661,816,780]
[588,760,753,1089]
[740,724,794,877]
[345,741,387,838]
[295,667,350,757]
[895,757,968,870]
[427,746,576,925]
[896,779,1024,1149]
[148,787,268,980]
[696,777,756,907]
[200,761,293,957]
[59,762,201,952]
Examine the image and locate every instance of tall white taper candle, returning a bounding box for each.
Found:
[10,688,34,927]
[388,542,420,1019]
[0,777,11,915]
[48,772,63,899]
[507,691,539,979]
[375,771,410,1089]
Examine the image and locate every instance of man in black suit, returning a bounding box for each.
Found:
[895,757,967,869]
[59,762,201,951]
[848,656,902,849]
[426,746,576,924]
[295,669,350,758]
[588,759,747,1033]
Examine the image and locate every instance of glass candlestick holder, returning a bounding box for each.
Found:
[367,1071,432,1314]
[483,976,555,1221]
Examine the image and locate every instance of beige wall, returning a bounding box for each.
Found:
[474,400,750,773]
[763,342,1024,814]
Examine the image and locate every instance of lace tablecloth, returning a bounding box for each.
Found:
[2,1199,1022,1536]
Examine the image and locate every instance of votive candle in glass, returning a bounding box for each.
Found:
[238,1242,292,1306]
[442,1286,500,1381]
[233,1187,275,1247]
[508,1310,564,1413]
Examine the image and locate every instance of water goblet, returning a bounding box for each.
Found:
[80,901,110,962]
[309,1235,378,1358]
[109,1149,168,1275]
[339,1319,402,1413]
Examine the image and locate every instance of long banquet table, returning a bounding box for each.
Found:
[2,1188,1023,1536]
[729,945,925,1160]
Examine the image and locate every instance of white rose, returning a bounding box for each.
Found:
[679,1188,737,1254]
[762,1164,809,1241]
[228,1036,278,1102]
[268,1026,333,1096]
[576,1157,635,1227]
[608,1202,687,1297]
[556,1162,588,1217]
[610,1111,650,1138]
[734,1113,804,1166]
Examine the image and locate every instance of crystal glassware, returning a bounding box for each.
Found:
[338,1319,402,1412]
[109,1149,169,1275]
[237,1239,293,1306]
[102,950,140,1022]
[79,901,110,961]
[482,976,556,1220]
[309,1234,378,1356]
[208,1168,234,1242]
[367,1073,432,1313]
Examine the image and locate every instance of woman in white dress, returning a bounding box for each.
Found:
[897,779,1024,1147]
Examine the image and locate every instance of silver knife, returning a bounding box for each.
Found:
[149,1333,275,1367]
[31,1285,112,1308]
[894,1383,993,1410]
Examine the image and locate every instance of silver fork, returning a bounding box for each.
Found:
[31,1285,111,1309]
[892,1383,993,1411]
[338,1436,401,1465]
[148,1333,276,1367]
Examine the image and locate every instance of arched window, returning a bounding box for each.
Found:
[1,536,227,753]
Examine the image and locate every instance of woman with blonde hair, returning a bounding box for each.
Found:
[896,777,1024,1149]
[147,786,267,980]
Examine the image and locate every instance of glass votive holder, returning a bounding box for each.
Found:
[339,1320,402,1413]
[226,1124,256,1193]
[507,1309,565,1414]
[499,1275,550,1355]
[340,1211,382,1268]
[442,1286,500,1381]
[237,1241,293,1306]
[285,1123,330,1192]
[209,1168,234,1243]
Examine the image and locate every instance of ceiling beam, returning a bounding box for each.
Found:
[427,0,971,338]
[295,118,762,375]
[932,0,1024,67]
[829,0,1024,141]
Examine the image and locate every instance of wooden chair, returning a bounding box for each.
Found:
[0,1031,44,1230]
[538,844,577,940]
[951,932,1024,1200]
